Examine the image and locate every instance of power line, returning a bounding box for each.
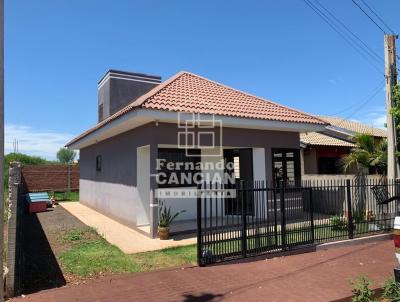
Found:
[327,79,384,116]
[351,0,386,34]
[303,0,383,74]
[359,0,396,34]
[314,0,382,64]
[334,79,385,127]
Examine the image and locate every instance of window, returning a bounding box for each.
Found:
[318,157,340,174]
[96,155,102,171]
[233,156,241,179]
[157,148,201,188]
[272,149,301,186]
[98,104,103,122]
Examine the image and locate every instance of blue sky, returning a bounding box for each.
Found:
[5,0,400,159]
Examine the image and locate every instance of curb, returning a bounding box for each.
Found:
[316,233,393,251]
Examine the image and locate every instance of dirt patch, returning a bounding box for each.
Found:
[21,203,93,293]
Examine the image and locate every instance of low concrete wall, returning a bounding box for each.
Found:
[80,179,138,229]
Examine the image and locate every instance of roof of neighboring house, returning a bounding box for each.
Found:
[318,116,387,137]
[67,71,326,147]
[300,132,355,147]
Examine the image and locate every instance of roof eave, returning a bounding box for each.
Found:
[66,109,327,150]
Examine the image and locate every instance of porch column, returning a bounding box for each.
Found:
[149,142,158,238]
[253,148,267,184]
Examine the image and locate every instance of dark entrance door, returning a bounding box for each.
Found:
[272,148,301,187]
[224,149,253,215]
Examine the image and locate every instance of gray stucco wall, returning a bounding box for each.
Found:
[79,122,300,228]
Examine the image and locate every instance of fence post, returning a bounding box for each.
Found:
[240,181,247,258]
[6,162,22,298]
[396,179,400,216]
[280,181,287,250]
[346,179,354,239]
[309,187,315,244]
[197,183,203,266]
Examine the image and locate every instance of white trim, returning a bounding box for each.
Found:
[68,109,327,149]
[98,75,161,89]
[98,71,161,86]
[325,125,354,136]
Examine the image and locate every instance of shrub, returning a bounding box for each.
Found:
[382,278,400,302]
[350,276,374,302]
[330,215,347,231]
[63,229,83,242]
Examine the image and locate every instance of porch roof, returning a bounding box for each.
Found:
[66,71,327,148]
[318,116,387,138]
[300,132,355,147]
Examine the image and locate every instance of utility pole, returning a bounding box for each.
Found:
[385,34,399,179]
[0,0,4,300]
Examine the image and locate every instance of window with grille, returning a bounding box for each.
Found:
[272,149,301,186]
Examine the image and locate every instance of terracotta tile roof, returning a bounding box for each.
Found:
[67,71,326,147]
[300,132,355,147]
[137,72,326,124]
[319,116,387,138]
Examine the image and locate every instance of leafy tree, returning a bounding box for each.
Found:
[390,84,400,157]
[56,148,76,164]
[342,133,387,175]
[4,152,52,188]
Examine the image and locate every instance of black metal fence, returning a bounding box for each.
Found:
[197,178,399,266]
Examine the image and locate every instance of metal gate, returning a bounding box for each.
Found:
[197,181,314,266]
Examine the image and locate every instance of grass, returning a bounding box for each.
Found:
[57,220,389,278]
[58,228,196,278]
[202,221,387,258]
[50,191,79,202]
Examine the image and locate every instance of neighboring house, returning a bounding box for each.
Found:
[66,70,326,237]
[300,116,387,175]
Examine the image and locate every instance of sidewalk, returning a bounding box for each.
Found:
[61,202,196,253]
[12,239,397,302]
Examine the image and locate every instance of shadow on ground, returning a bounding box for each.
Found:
[183,293,224,302]
[21,210,66,294]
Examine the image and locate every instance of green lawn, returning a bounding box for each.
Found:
[58,221,389,278]
[58,228,196,278]
[50,190,79,201]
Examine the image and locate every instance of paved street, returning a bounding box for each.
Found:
[12,239,396,302]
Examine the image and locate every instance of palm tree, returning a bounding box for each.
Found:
[342,133,387,176]
[341,133,387,219]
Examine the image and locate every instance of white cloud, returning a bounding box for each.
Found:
[370,114,386,129]
[359,108,387,130]
[328,76,343,85]
[5,124,75,160]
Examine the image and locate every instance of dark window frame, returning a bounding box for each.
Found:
[271,148,301,187]
[157,148,201,188]
[96,155,102,172]
[98,103,103,122]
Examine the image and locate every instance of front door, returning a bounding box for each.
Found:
[272,148,301,187]
[224,149,253,215]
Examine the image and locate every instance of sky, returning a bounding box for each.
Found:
[5,0,400,159]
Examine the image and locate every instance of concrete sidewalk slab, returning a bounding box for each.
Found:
[60,202,196,254]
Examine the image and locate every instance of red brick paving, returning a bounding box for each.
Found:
[12,240,397,302]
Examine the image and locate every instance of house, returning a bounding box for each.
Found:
[300,116,387,175]
[66,70,326,237]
